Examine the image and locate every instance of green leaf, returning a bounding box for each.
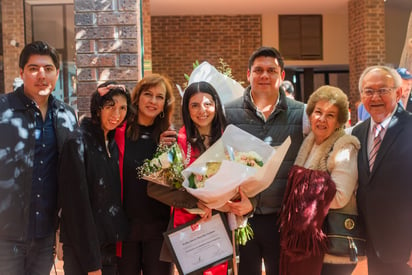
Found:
[255,159,264,167]
[188,174,197,189]
[235,222,254,246]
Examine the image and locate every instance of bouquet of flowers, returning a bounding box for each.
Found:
[137,143,185,189]
[181,125,291,246]
[187,151,264,189]
[181,125,291,209]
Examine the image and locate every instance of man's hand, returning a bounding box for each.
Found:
[224,188,253,216]
[88,269,102,275]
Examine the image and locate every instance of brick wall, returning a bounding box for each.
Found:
[74,0,143,116]
[1,0,25,93]
[348,0,385,123]
[151,15,262,128]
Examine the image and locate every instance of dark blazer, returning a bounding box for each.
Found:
[59,118,128,272]
[352,105,412,263]
[406,93,412,113]
[0,86,77,241]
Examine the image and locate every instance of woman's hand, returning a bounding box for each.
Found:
[159,127,177,146]
[88,270,102,275]
[196,201,212,223]
[224,188,253,216]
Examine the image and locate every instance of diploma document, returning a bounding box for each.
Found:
[164,213,233,274]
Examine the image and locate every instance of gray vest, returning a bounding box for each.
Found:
[225,87,304,214]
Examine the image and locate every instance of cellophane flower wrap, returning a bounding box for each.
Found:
[137,143,185,189]
[182,124,291,209]
[181,125,291,245]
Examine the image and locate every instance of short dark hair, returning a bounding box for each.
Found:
[248,46,284,71]
[19,41,60,70]
[182,81,227,155]
[90,81,132,125]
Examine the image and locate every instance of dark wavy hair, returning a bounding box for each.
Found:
[90,81,132,125]
[182,81,227,155]
[126,74,175,142]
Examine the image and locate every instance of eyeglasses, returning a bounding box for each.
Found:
[361,87,395,97]
[251,67,280,75]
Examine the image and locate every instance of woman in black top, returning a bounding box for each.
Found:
[115,74,175,275]
[59,82,131,275]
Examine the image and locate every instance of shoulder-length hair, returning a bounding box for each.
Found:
[90,80,132,125]
[182,81,227,154]
[126,74,175,142]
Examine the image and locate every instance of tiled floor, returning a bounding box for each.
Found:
[51,259,368,275]
[353,260,368,275]
[50,259,63,275]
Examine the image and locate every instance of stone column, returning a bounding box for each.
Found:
[348,0,385,123]
[1,0,25,93]
[399,12,412,72]
[74,0,144,116]
[142,0,152,75]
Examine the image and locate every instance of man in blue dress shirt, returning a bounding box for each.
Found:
[0,41,77,274]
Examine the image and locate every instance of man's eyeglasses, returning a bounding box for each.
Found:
[251,67,280,75]
[361,87,395,97]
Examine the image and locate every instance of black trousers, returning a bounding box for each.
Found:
[117,222,172,275]
[63,243,117,275]
[367,244,412,275]
[238,213,280,275]
[321,263,356,275]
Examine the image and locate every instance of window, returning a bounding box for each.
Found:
[279,15,323,60]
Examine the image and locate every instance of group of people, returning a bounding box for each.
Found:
[0,40,412,275]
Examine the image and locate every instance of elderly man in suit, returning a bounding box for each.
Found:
[352,65,412,275]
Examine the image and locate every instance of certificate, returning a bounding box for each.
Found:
[163,213,233,275]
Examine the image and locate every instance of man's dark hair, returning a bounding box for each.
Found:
[19,41,60,70]
[248,46,284,71]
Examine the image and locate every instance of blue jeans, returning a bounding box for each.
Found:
[0,234,55,275]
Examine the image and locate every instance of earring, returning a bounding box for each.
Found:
[159,111,165,118]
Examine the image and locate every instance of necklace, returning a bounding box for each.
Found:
[105,139,111,158]
[185,142,191,166]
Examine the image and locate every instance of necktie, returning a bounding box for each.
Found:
[369,124,383,171]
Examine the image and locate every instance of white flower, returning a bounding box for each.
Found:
[138,143,185,189]
[158,152,171,169]
[234,151,263,167]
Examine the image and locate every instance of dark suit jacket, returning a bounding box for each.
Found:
[406,93,412,113]
[352,105,412,263]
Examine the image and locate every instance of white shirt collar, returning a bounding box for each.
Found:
[370,106,397,136]
[249,90,279,122]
